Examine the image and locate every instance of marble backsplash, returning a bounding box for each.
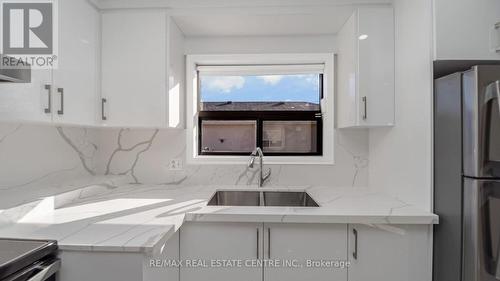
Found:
[0,123,369,194]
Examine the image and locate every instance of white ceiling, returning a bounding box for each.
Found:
[93,0,392,9]
[172,8,356,36]
[92,0,392,37]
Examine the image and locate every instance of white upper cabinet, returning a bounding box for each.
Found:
[337,7,395,128]
[167,18,185,129]
[433,0,500,60]
[0,0,100,125]
[52,0,100,126]
[101,10,185,128]
[101,10,166,128]
[0,69,52,123]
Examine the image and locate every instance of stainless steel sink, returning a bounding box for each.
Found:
[207,191,319,207]
[207,191,260,206]
[263,191,319,207]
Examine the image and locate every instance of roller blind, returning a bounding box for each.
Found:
[196,64,325,76]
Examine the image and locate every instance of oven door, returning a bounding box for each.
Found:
[2,258,60,281]
[463,66,500,178]
[464,178,500,281]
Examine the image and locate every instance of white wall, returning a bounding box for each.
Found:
[0,122,368,200]
[185,35,336,54]
[94,128,369,187]
[0,123,99,209]
[0,32,368,212]
[368,0,433,211]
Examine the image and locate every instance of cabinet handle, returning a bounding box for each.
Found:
[267,228,271,259]
[101,98,107,121]
[256,228,260,259]
[353,228,358,260]
[57,88,64,115]
[362,96,367,120]
[44,84,51,114]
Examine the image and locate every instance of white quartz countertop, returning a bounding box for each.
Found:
[0,182,438,254]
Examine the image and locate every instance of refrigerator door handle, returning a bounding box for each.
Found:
[496,255,500,280]
[496,236,500,280]
[485,80,500,113]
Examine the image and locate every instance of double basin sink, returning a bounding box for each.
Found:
[207,190,319,207]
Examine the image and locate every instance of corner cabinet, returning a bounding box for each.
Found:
[100,10,185,128]
[347,224,432,281]
[337,7,395,128]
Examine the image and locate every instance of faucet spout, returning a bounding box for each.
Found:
[248,147,271,187]
[248,156,255,168]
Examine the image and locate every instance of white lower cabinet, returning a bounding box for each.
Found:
[58,223,432,281]
[58,232,180,281]
[180,222,263,281]
[263,223,348,281]
[180,222,348,281]
[347,224,432,281]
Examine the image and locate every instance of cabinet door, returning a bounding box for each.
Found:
[337,7,395,128]
[348,224,432,281]
[337,11,358,129]
[180,222,263,281]
[0,70,52,123]
[52,0,100,125]
[357,7,394,127]
[263,223,348,281]
[101,10,167,127]
[434,0,500,60]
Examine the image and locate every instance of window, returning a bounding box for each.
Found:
[197,67,323,156]
[186,54,335,165]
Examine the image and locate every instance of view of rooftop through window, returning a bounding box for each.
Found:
[199,74,321,111]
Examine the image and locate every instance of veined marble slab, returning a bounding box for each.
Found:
[0,183,438,254]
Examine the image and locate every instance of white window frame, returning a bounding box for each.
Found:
[186,53,335,165]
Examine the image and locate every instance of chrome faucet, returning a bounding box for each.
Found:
[248,147,271,187]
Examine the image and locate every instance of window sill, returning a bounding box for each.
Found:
[187,155,334,165]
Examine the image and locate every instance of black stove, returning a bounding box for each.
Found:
[0,239,59,281]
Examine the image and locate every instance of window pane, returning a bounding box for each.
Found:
[201,120,256,153]
[199,74,321,111]
[262,121,318,153]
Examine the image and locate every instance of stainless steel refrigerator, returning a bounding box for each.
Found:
[434,65,500,281]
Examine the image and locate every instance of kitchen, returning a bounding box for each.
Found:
[0,0,498,280]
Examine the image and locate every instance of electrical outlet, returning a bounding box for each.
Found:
[168,159,183,171]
